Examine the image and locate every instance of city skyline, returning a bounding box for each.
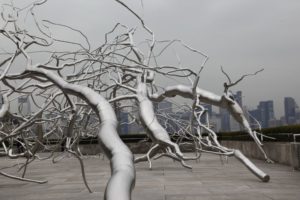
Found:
[1,0,299,117]
[116,94,300,134]
[1,2,300,197]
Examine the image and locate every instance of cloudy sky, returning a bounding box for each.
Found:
[2,0,300,117]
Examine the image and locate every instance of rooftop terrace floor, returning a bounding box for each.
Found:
[0,153,300,200]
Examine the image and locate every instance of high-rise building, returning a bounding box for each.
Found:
[155,100,172,113]
[230,91,243,131]
[248,109,261,128]
[258,100,275,128]
[249,100,275,128]
[220,108,230,131]
[210,112,221,132]
[154,100,173,133]
[219,91,243,132]
[284,97,299,125]
[234,91,243,107]
[119,112,129,135]
[18,95,31,116]
[202,104,212,116]
[199,104,212,125]
[128,122,146,135]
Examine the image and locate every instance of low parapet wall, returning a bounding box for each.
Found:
[79,142,195,155]
[221,141,300,170]
[78,142,152,155]
[78,140,300,170]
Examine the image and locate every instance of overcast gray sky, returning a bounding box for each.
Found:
[2,0,300,118]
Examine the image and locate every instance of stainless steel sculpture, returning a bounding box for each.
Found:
[0,0,272,199]
[26,68,136,200]
[110,71,200,169]
[147,67,271,181]
[0,1,135,199]
[150,76,272,163]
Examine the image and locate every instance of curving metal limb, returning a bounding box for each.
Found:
[150,83,273,163]
[31,68,136,200]
[193,102,270,182]
[0,0,274,197]
[196,147,270,182]
[153,150,193,169]
[134,144,160,169]
[136,74,199,167]
[67,149,93,193]
[111,71,199,169]
[0,171,48,184]
[233,150,270,182]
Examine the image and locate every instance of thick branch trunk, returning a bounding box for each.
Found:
[136,81,184,158]
[150,84,256,142]
[26,67,135,200]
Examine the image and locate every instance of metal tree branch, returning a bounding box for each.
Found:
[150,83,272,163]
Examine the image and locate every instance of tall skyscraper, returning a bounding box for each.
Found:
[257,100,275,128]
[219,91,243,132]
[284,97,298,125]
[220,108,231,131]
[210,112,221,132]
[230,91,243,131]
[248,109,261,128]
[202,104,212,116]
[18,95,31,116]
[199,104,212,124]
[119,112,129,135]
[234,91,243,107]
[155,100,172,113]
[249,100,275,128]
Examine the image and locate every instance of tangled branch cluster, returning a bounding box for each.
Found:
[0,1,271,199]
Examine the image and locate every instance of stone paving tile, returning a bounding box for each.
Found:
[0,153,300,199]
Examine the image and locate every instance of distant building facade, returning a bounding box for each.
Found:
[258,100,275,128]
[249,100,275,128]
[284,97,299,125]
[210,112,221,132]
[154,100,172,113]
[18,95,31,116]
[220,107,231,131]
[234,91,243,107]
[199,104,212,125]
[119,112,129,135]
[219,91,243,132]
